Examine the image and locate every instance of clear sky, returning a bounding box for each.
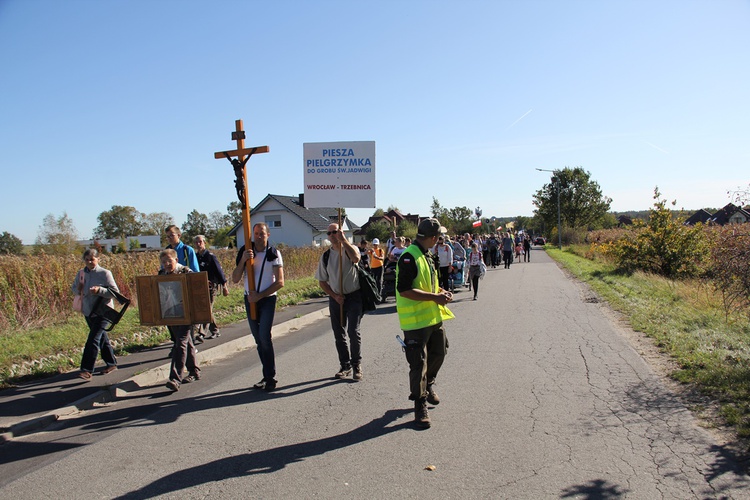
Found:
[1,0,748,244]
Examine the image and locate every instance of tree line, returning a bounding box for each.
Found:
[3,173,746,255]
[1,201,245,256]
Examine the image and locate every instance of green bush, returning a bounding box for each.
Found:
[610,189,708,279]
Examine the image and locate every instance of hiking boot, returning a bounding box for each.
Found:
[335,365,352,379]
[253,378,277,391]
[415,398,431,429]
[264,379,277,392]
[182,372,200,384]
[166,379,180,392]
[427,386,440,405]
[352,365,363,381]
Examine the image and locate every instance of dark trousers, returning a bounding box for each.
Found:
[490,247,499,267]
[245,294,277,381]
[168,324,199,382]
[470,265,481,296]
[80,315,117,372]
[328,292,363,368]
[503,250,513,268]
[439,266,450,292]
[370,266,383,296]
[403,323,447,400]
[200,282,220,335]
[472,275,480,297]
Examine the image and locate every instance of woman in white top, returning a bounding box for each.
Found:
[468,242,483,301]
[388,236,406,263]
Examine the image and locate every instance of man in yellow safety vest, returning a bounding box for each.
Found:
[396,218,455,429]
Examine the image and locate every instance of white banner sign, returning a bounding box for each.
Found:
[303,141,376,208]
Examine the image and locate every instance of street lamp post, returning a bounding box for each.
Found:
[536,168,562,250]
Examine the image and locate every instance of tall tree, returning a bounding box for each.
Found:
[141,212,174,247]
[364,219,392,243]
[0,231,24,255]
[208,210,230,240]
[182,209,209,242]
[447,206,473,234]
[226,201,243,227]
[430,197,448,223]
[212,226,233,248]
[94,205,143,239]
[35,212,80,255]
[515,216,532,232]
[532,167,612,232]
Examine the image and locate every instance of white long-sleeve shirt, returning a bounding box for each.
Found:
[435,243,454,267]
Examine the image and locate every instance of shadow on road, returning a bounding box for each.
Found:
[0,377,392,468]
[114,408,412,499]
[560,478,629,498]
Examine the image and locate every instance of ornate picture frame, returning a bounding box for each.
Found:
[135,272,211,326]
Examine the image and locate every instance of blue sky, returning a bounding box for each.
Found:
[1,0,748,244]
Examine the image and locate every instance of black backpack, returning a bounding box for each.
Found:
[323,249,381,312]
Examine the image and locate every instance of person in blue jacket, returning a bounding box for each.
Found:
[164,224,201,346]
[165,225,199,271]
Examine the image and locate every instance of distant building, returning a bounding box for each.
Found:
[684,209,712,226]
[354,208,421,236]
[685,203,750,226]
[79,235,161,253]
[617,215,633,226]
[228,193,360,247]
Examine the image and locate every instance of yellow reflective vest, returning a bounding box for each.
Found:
[396,244,454,331]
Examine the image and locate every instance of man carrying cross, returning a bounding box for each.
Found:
[232,222,284,391]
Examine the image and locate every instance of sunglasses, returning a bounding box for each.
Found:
[327,230,338,235]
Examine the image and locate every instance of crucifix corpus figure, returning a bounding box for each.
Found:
[214,119,269,320]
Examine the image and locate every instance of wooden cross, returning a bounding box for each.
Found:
[214,119,269,320]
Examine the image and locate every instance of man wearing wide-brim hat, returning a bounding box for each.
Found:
[395,218,455,429]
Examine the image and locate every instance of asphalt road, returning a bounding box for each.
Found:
[1,249,748,499]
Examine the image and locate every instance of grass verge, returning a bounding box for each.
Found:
[547,246,750,439]
[0,277,326,390]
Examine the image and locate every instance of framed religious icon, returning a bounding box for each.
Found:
[136,272,211,326]
[157,275,187,323]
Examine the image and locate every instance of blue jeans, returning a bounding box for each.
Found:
[245,295,277,380]
[81,315,117,372]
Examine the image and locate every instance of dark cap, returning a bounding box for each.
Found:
[417,218,441,238]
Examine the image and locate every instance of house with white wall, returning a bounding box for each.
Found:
[229,193,360,247]
[79,235,162,252]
